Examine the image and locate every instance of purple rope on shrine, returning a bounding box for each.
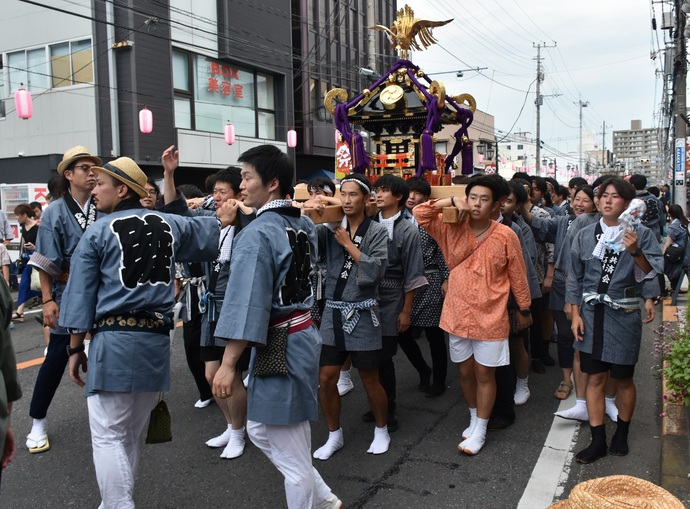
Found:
[441,104,474,175]
[333,59,471,175]
[417,100,441,176]
[461,138,474,175]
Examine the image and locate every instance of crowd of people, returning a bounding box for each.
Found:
[0,141,682,508]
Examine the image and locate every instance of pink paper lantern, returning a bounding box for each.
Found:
[14,88,32,120]
[224,123,235,145]
[287,129,297,148]
[139,107,153,134]
[511,163,516,171]
[501,157,507,165]
[477,154,484,163]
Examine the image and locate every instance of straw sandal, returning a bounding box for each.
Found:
[555,381,573,400]
[11,312,24,322]
[26,433,50,453]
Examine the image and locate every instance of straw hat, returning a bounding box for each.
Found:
[57,145,102,175]
[91,157,148,198]
[549,475,684,509]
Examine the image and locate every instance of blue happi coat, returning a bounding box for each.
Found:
[60,205,219,395]
[214,204,322,425]
[35,195,103,334]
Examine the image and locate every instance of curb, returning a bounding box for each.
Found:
[660,300,690,503]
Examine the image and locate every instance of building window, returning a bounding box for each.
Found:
[172,51,278,139]
[172,50,193,129]
[6,39,92,93]
[49,39,93,88]
[517,144,524,150]
[8,47,48,92]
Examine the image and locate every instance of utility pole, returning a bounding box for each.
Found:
[674,0,687,207]
[602,121,606,170]
[534,42,556,176]
[575,96,589,174]
[600,121,612,174]
[367,0,376,71]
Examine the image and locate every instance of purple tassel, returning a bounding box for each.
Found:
[419,129,435,173]
[351,133,368,174]
[444,129,463,172]
[461,138,473,175]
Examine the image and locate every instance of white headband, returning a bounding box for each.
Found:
[340,176,371,195]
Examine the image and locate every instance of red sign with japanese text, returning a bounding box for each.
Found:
[208,62,244,99]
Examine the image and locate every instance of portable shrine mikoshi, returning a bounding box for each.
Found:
[302,4,477,222]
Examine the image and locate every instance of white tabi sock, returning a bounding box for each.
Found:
[366,426,390,454]
[337,369,355,396]
[206,423,233,448]
[313,428,344,460]
[220,426,245,459]
[605,395,619,422]
[462,407,477,440]
[30,418,46,438]
[459,417,488,455]
[514,377,530,405]
[555,397,588,421]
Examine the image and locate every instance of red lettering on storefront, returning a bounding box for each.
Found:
[208,77,219,93]
[233,84,244,98]
[221,81,232,96]
[33,188,47,202]
[210,61,240,83]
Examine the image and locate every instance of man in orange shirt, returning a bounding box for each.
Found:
[413,176,532,455]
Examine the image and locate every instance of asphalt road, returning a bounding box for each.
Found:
[2,305,669,509]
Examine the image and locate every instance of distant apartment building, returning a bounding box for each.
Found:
[612,120,663,184]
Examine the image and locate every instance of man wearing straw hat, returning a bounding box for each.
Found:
[59,156,236,508]
[25,145,102,454]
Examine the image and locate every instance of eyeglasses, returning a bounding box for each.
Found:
[145,189,158,197]
[73,164,95,172]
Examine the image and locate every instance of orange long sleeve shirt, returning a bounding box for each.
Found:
[413,201,531,340]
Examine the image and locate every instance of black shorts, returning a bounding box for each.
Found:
[200,344,251,372]
[579,351,635,379]
[319,344,381,370]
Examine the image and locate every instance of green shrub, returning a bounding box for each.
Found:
[655,306,690,406]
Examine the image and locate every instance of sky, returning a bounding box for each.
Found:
[403,0,662,162]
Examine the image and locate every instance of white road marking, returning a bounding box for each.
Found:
[517,396,581,508]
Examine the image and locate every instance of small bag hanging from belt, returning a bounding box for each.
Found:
[254,323,289,377]
[145,392,172,444]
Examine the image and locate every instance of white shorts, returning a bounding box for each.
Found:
[449,334,510,367]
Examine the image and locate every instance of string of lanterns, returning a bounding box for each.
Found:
[15,86,296,148]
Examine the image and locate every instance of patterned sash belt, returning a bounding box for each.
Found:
[583,292,639,311]
[379,277,403,289]
[95,310,173,333]
[325,298,379,334]
[268,309,313,334]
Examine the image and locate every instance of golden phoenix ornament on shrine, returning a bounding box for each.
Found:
[370,5,453,60]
